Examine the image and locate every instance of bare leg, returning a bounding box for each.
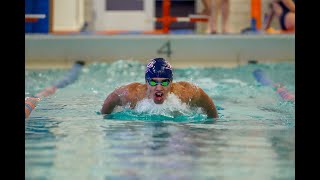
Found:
[272,2,283,17]
[201,0,212,33]
[263,3,274,30]
[209,0,220,33]
[221,0,229,33]
[201,0,211,15]
[284,12,295,31]
[272,1,294,31]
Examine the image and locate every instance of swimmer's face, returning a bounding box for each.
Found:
[146,78,172,104]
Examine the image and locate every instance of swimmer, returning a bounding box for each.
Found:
[100,58,218,118]
[265,0,295,32]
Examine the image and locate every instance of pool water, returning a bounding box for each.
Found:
[25,60,295,179]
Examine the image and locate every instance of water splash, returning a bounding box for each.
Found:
[105,93,208,122]
[135,93,202,116]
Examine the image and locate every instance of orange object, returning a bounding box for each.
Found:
[189,17,208,23]
[265,27,294,34]
[25,14,46,23]
[156,0,209,34]
[25,17,39,22]
[160,0,173,33]
[25,97,41,119]
[142,30,166,34]
[251,0,261,30]
[35,86,57,98]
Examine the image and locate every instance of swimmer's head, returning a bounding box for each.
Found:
[145,58,173,81]
[145,58,173,104]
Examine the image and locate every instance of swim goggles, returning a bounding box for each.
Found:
[147,79,171,86]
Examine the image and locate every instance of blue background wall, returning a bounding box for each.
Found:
[25,0,50,33]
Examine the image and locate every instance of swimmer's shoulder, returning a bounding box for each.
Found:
[116,82,145,90]
[117,82,147,96]
[173,81,199,90]
[172,81,200,101]
[113,82,146,104]
[126,82,145,88]
[172,81,211,105]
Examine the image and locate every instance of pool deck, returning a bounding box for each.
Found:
[25,34,295,69]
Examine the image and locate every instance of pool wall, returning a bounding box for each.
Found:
[25,34,295,68]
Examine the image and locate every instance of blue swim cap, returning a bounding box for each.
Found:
[145,58,173,80]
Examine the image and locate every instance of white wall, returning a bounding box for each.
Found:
[51,0,279,33]
[93,0,154,31]
[26,34,295,69]
[53,0,85,31]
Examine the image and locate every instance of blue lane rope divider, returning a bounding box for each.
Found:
[25,61,85,119]
[253,69,295,102]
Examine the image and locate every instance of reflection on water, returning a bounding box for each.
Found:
[25,61,295,179]
[26,118,294,179]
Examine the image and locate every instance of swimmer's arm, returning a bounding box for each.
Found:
[195,88,219,118]
[100,91,121,114]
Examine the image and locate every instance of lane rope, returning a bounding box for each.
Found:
[25,61,85,119]
[253,69,295,102]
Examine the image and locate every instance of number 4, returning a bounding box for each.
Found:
[157,40,172,58]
